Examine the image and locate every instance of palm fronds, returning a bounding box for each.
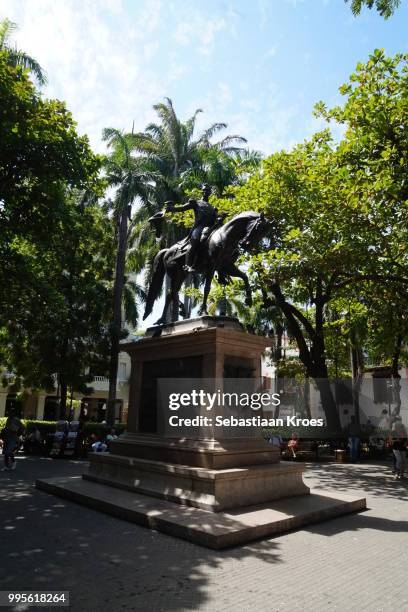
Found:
[0,18,47,85]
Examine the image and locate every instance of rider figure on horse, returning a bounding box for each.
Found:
[165,184,217,273]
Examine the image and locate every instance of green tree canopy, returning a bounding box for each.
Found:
[0,52,106,415]
[0,52,100,238]
[215,51,408,431]
[2,190,115,416]
[0,52,102,318]
[345,0,400,18]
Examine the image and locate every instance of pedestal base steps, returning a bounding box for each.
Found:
[83,453,310,512]
[109,433,281,469]
[36,475,366,549]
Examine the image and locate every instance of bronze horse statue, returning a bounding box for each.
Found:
[143,211,271,325]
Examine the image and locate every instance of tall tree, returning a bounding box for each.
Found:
[132,97,248,204]
[315,49,408,287]
[2,190,115,418]
[102,128,156,426]
[0,50,105,417]
[130,98,256,319]
[0,51,101,331]
[215,50,408,431]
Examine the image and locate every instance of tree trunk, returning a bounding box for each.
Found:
[59,376,68,420]
[58,335,69,419]
[269,282,341,432]
[274,322,283,361]
[314,377,340,432]
[391,332,403,417]
[350,328,364,426]
[303,376,311,419]
[69,386,74,421]
[107,205,128,426]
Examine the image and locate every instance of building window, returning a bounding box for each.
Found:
[43,396,60,421]
[5,394,22,418]
[119,362,127,380]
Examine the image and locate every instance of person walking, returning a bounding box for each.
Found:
[269,432,283,455]
[392,437,407,480]
[1,413,24,471]
[348,415,360,463]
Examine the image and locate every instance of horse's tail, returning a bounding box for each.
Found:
[143,249,167,320]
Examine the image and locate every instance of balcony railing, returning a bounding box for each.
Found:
[90,376,129,390]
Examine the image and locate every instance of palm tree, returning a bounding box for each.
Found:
[132,97,249,204]
[179,148,263,196]
[0,18,47,85]
[121,276,146,329]
[102,127,157,425]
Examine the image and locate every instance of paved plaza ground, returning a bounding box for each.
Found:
[0,455,407,612]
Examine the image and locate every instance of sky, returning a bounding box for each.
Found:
[1,0,407,156]
[1,0,407,328]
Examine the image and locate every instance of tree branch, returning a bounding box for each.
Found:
[269,283,312,369]
[286,302,317,339]
[334,273,408,291]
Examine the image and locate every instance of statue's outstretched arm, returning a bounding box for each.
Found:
[166,199,196,213]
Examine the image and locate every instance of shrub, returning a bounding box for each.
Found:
[23,420,58,436]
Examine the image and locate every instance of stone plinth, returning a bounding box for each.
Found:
[108,317,278,472]
[105,434,280,469]
[84,454,308,512]
[36,476,366,550]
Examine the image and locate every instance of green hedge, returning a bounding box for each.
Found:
[24,420,59,435]
[0,418,127,439]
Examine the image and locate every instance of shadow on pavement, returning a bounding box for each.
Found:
[305,462,408,501]
[1,457,406,610]
[0,455,282,611]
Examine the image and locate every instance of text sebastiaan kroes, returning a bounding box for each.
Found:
[167,390,325,428]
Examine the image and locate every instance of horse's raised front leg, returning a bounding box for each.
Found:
[222,264,252,306]
[199,269,214,315]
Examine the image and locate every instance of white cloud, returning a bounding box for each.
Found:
[0,0,182,151]
[258,0,269,30]
[265,45,277,58]
[172,7,229,56]
[284,0,306,7]
[0,0,325,163]
[216,82,232,107]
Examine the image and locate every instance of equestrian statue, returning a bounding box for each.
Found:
[143,184,271,325]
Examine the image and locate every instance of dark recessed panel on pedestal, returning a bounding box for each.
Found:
[138,356,203,433]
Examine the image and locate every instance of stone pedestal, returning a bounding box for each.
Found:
[108,316,280,470]
[37,316,366,548]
